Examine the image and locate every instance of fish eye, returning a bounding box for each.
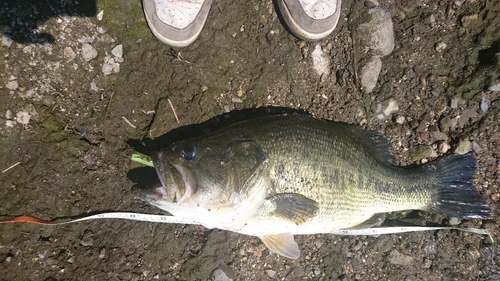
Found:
[180,144,196,160]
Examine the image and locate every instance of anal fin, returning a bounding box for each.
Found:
[260,233,300,259]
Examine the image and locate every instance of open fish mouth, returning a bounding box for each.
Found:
[133,151,198,204]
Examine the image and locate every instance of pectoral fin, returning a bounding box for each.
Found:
[260,233,300,259]
[268,193,319,224]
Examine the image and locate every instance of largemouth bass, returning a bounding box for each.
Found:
[133,115,490,259]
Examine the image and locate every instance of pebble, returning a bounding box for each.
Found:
[357,8,395,56]
[97,10,104,21]
[438,142,451,154]
[374,98,399,120]
[6,79,19,90]
[5,120,16,127]
[81,43,98,61]
[439,116,451,133]
[453,138,471,155]
[2,34,13,47]
[480,96,488,112]
[431,131,448,141]
[265,270,276,278]
[111,44,123,58]
[63,46,76,60]
[434,42,447,52]
[448,217,461,226]
[96,26,108,34]
[211,266,235,281]
[373,235,394,253]
[360,56,382,94]
[450,96,459,109]
[395,115,405,124]
[89,81,100,92]
[460,13,478,28]
[311,44,330,76]
[471,141,482,154]
[388,249,414,266]
[410,146,437,162]
[488,81,500,92]
[16,111,31,125]
[102,56,120,75]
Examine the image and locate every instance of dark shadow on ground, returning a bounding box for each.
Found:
[0,0,96,43]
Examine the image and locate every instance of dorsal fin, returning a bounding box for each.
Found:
[342,124,397,165]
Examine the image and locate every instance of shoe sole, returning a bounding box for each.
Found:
[142,0,212,47]
[277,0,342,40]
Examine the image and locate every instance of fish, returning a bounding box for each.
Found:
[133,115,490,259]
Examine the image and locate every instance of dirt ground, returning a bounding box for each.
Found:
[0,0,499,280]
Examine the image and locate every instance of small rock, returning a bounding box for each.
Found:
[97,10,104,21]
[360,56,382,94]
[454,138,471,155]
[480,96,488,112]
[460,13,478,28]
[434,42,447,52]
[2,34,13,47]
[428,14,436,24]
[373,235,394,253]
[439,116,451,133]
[89,81,100,92]
[374,98,398,120]
[431,131,448,141]
[448,217,461,226]
[471,141,482,154]
[63,46,76,60]
[211,266,235,281]
[6,79,18,90]
[438,142,451,154]
[98,248,106,259]
[457,108,477,128]
[488,81,500,92]
[311,44,330,76]
[450,96,459,109]
[231,97,243,103]
[102,56,120,75]
[16,111,31,125]
[265,270,276,278]
[5,120,16,127]
[422,257,432,269]
[5,109,12,119]
[314,239,323,249]
[388,250,414,266]
[410,146,437,162]
[395,115,405,124]
[357,8,395,56]
[96,26,108,34]
[81,43,98,61]
[111,44,123,58]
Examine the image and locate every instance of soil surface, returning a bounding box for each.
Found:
[1,0,499,280]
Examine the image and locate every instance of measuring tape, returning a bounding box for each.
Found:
[0,212,491,239]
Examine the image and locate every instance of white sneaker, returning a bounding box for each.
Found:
[277,0,341,40]
[142,0,213,47]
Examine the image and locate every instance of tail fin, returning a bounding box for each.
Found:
[427,153,491,219]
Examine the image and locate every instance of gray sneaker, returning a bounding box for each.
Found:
[277,0,341,40]
[142,0,213,47]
